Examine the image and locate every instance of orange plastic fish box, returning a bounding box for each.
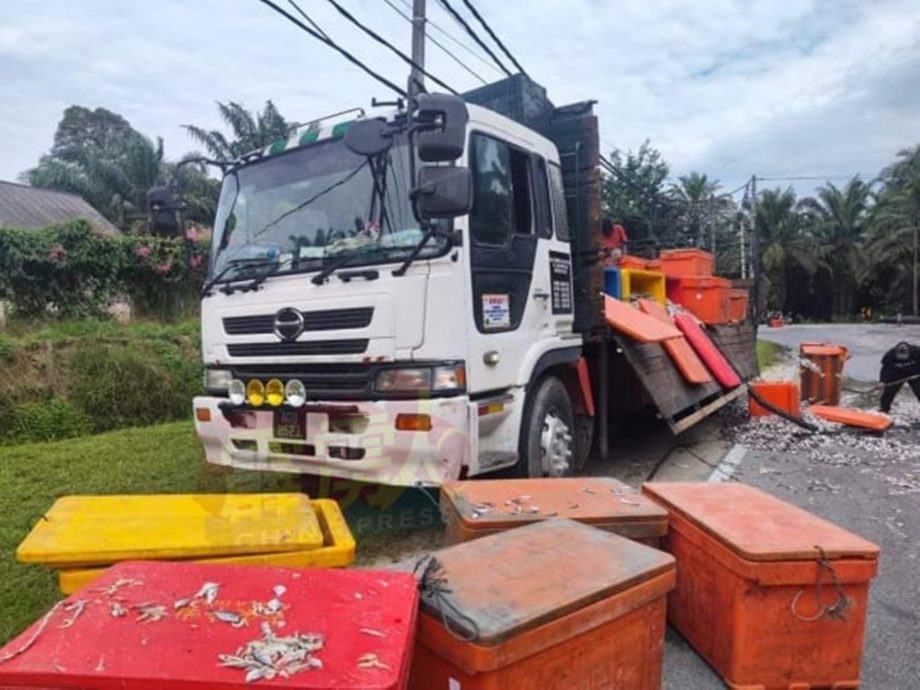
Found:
[440,477,668,546]
[642,482,879,690]
[618,254,649,270]
[749,380,800,417]
[659,248,714,277]
[800,342,849,405]
[409,519,675,690]
[729,288,749,321]
[667,275,731,324]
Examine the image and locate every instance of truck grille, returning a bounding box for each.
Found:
[223,307,374,335]
[229,363,375,399]
[227,339,369,357]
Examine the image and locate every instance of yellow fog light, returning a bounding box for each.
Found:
[246,379,266,407]
[266,379,285,407]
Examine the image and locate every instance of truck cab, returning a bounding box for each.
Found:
[194,95,592,486]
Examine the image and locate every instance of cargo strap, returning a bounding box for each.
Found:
[790,546,853,623]
[413,555,481,642]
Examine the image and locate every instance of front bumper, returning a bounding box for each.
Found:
[193,395,475,487]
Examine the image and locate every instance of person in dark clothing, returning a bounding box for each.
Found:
[879,341,920,412]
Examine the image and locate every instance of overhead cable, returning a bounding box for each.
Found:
[321,0,459,95]
[459,0,527,76]
[436,0,513,76]
[382,0,487,84]
[257,0,407,97]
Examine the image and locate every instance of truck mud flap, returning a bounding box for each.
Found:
[613,323,756,434]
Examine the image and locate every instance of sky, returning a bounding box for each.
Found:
[1,0,918,198]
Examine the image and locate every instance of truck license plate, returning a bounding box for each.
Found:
[273,409,306,440]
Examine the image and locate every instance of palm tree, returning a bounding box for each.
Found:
[755,187,816,311]
[798,177,874,316]
[669,173,724,247]
[184,101,291,161]
[861,146,920,312]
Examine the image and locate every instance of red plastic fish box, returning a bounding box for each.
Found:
[440,477,668,546]
[642,482,879,690]
[408,519,675,690]
[0,561,419,689]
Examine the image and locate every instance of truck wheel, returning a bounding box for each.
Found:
[518,376,575,478]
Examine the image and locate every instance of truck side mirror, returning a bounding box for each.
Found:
[344,118,392,157]
[415,166,473,218]
[416,94,468,162]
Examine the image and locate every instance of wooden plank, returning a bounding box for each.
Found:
[668,385,747,434]
[709,324,759,381]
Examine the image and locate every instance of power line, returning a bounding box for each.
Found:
[435,0,513,77]
[257,0,406,97]
[382,0,487,85]
[285,0,329,39]
[399,0,504,76]
[320,0,458,95]
[756,173,877,181]
[459,0,527,76]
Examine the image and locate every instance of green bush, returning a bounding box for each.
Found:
[0,336,13,363]
[69,341,202,433]
[0,220,209,321]
[0,399,92,443]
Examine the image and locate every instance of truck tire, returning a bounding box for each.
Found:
[516,376,575,478]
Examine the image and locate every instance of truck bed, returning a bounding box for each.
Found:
[613,322,756,434]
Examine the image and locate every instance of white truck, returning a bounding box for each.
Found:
[193,76,755,487]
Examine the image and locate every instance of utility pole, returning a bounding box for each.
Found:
[709,194,716,274]
[750,174,760,325]
[913,219,918,317]
[408,0,426,102]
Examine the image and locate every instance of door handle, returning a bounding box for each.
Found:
[533,290,550,301]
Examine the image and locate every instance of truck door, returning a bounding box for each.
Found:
[465,133,574,391]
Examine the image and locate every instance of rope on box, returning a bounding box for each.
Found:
[790,546,854,623]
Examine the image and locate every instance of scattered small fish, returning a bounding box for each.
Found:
[360,628,387,638]
[195,582,220,606]
[110,603,127,618]
[265,599,283,614]
[136,605,167,624]
[57,600,86,629]
[357,652,390,670]
[272,585,287,598]
[173,597,194,611]
[354,592,364,600]
[213,610,247,628]
[92,578,143,596]
[217,626,325,683]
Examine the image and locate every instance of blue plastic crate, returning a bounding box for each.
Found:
[604,267,622,299]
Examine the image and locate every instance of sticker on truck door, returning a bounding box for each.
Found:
[482,293,511,329]
[549,251,573,314]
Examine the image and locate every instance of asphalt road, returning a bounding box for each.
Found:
[758,322,920,381]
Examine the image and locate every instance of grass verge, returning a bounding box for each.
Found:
[756,340,783,371]
[0,421,297,645]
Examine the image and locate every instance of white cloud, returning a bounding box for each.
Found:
[0,0,917,200]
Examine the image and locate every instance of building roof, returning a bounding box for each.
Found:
[0,180,120,235]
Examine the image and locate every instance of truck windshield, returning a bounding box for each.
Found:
[209,135,447,283]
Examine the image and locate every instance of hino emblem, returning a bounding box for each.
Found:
[273,308,305,341]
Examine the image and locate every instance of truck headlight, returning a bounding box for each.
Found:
[204,368,232,393]
[375,363,465,394]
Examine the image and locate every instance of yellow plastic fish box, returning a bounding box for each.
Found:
[55,499,356,594]
[17,493,324,568]
[621,269,666,304]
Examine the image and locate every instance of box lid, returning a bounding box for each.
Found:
[441,477,667,537]
[800,342,848,357]
[0,561,419,689]
[17,493,324,567]
[642,482,879,562]
[417,519,674,646]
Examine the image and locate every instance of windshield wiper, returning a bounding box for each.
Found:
[311,249,369,285]
[201,257,275,297]
[391,224,457,277]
